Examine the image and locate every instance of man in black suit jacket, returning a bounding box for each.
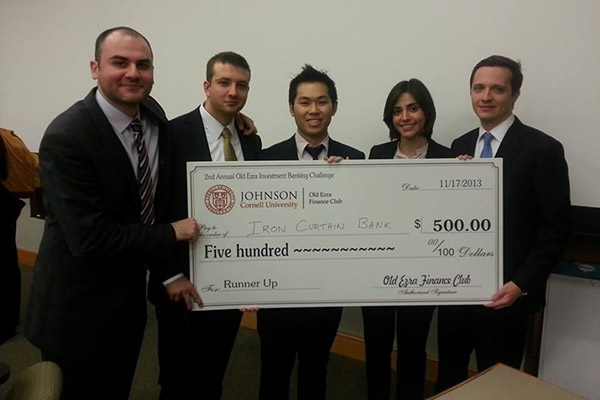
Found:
[147,52,261,400]
[25,27,198,400]
[258,65,365,400]
[435,55,570,392]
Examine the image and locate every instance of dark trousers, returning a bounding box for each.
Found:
[154,301,242,400]
[257,307,342,400]
[435,305,529,393]
[0,188,23,343]
[41,317,145,400]
[362,305,435,400]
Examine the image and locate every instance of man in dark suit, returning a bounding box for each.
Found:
[147,51,261,399]
[258,64,365,400]
[25,27,199,399]
[435,55,571,392]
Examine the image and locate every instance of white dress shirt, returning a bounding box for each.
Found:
[164,104,245,286]
[294,132,330,160]
[474,114,515,158]
[200,104,245,161]
[95,90,160,194]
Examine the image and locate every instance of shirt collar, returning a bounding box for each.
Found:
[95,89,140,134]
[199,103,237,141]
[294,132,330,155]
[396,142,429,159]
[478,113,515,142]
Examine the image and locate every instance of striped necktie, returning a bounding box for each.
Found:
[222,127,238,161]
[131,118,155,224]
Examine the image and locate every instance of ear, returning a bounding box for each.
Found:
[203,80,211,97]
[90,60,99,80]
[289,104,295,117]
[331,102,338,116]
[511,90,521,108]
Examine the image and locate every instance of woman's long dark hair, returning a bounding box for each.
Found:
[382,78,436,141]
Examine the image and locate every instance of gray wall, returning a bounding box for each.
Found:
[3,0,599,341]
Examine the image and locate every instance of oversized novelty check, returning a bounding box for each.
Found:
[188,159,503,310]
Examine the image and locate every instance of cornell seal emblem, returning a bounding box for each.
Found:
[205,185,235,215]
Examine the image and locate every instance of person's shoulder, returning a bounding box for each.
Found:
[428,139,458,158]
[167,108,203,142]
[450,127,478,153]
[515,119,562,146]
[39,96,95,155]
[142,95,167,123]
[45,95,92,135]
[169,107,200,125]
[453,127,478,143]
[242,131,262,148]
[369,140,397,159]
[261,137,294,160]
[330,138,365,159]
[509,118,564,159]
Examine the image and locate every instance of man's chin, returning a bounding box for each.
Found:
[119,94,148,105]
[223,104,243,114]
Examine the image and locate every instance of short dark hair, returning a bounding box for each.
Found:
[470,55,523,94]
[383,78,436,141]
[95,27,153,62]
[206,52,251,82]
[288,64,338,105]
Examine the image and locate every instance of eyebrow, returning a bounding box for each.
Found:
[298,95,329,100]
[395,102,419,108]
[108,55,152,63]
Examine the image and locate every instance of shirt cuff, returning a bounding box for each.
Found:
[162,273,184,286]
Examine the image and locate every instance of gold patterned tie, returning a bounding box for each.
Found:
[222,127,238,161]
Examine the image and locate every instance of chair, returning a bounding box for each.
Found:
[5,362,62,400]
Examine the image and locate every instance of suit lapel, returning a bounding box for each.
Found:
[327,138,343,158]
[462,130,479,156]
[83,90,139,198]
[240,135,258,160]
[382,141,398,158]
[284,135,300,160]
[153,123,171,218]
[496,117,528,169]
[184,109,212,161]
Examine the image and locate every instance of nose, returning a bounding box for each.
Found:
[124,64,141,79]
[401,109,411,121]
[481,88,493,101]
[309,102,320,114]
[228,84,239,97]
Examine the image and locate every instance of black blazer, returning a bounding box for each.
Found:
[261,135,365,160]
[148,108,262,300]
[26,88,177,359]
[368,138,457,160]
[452,117,570,311]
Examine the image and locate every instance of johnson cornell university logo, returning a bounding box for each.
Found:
[205,185,235,215]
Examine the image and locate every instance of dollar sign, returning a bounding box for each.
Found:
[414,219,421,229]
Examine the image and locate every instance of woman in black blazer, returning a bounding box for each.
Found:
[362,79,456,400]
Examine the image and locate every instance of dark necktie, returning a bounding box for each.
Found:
[480,132,494,158]
[305,144,325,160]
[222,127,238,161]
[131,118,154,224]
